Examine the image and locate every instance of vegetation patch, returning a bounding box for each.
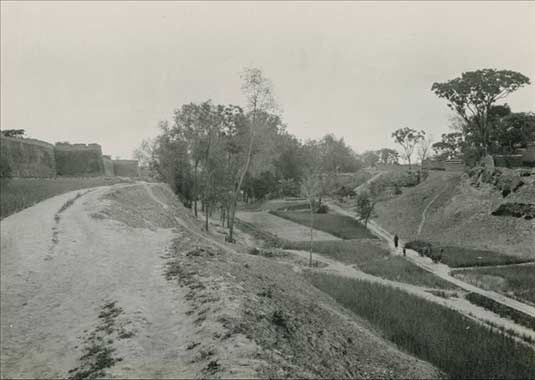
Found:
[67,301,128,380]
[270,210,376,240]
[284,240,456,289]
[405,240,532,267]
[306,272,535,379]
[452,264,535,305]
[492,202,535,219]
[0,176,132,219]
[465,292,535,331]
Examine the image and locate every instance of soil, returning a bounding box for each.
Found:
[1,182,442,379]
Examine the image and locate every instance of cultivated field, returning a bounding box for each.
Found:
[452,264,535,305]
[282,240,456,290]
[404,240,532,268]
[306,272,535,380]
[270,210,376,240]
[236,211,340,241]
[0,177,133,219]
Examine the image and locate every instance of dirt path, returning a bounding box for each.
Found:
[327,202,535,320]
[354,172,383,194]
[416,186,448,236]
[0,183,220,379]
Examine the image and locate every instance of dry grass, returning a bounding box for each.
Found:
[374,171,535,258]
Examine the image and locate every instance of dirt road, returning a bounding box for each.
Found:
[0,183,251,379]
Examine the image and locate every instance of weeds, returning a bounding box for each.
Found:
[1,177,131,219]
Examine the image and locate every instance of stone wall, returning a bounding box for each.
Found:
[422,159,464,172]
[0,135,56,177]
[54,142,105,176]
[113,159,139,177]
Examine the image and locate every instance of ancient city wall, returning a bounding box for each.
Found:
[54,142,105,176]
[113,160,139,177]
[0,135,56,177]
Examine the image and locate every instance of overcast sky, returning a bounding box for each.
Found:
[2,1,534,159]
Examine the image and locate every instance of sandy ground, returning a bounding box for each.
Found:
[0,183,258,379]
[236,211,340,242]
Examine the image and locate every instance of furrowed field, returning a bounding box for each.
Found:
[306,272,535,379]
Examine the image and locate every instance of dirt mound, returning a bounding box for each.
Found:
[374,172,535,258]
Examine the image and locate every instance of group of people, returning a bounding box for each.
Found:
[392,233,443,263]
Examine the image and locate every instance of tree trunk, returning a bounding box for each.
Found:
[228,110,256,242]
[193,162,198,217]
[309,203,314,267]
[205,203,209,232]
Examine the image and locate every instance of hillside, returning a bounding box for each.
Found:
[374,171,535,258]
[0,182,441,379]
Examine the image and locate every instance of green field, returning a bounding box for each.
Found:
[465,292,535,333]
[283,240,456,289]
[0,177,132,219]
[405,240,532,268]
[306,272,535,379]
[452,264,535,305]
[270,210,376,240]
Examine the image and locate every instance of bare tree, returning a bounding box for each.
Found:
[417,133,433,170]
[227,67,277,242]
[300,170,321,266]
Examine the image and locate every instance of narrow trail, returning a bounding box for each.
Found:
[354,172,383,194]
[416,187,447,236]
[327,202,535,320]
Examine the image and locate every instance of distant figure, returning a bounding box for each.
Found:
[403,246,406,256]
[394,234,399,249]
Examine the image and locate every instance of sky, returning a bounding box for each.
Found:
[1,1,534,159]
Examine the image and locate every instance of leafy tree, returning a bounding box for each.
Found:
[432,132,464,160]
[355,190,375,228]
[431,69,530,155]
[361,150,380,167]
[377,148,399,165]
[391,127,425,170]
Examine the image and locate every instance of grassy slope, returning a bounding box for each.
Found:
[307,272,535,380]
[0,177,132,219]
[374,171,535,258]
[145,186,443,379]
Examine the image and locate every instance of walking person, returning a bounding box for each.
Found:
[393,234,399,250]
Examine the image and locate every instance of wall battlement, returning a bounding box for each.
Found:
[1,135,139,178]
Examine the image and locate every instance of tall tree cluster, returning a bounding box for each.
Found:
[136,68,363,241]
